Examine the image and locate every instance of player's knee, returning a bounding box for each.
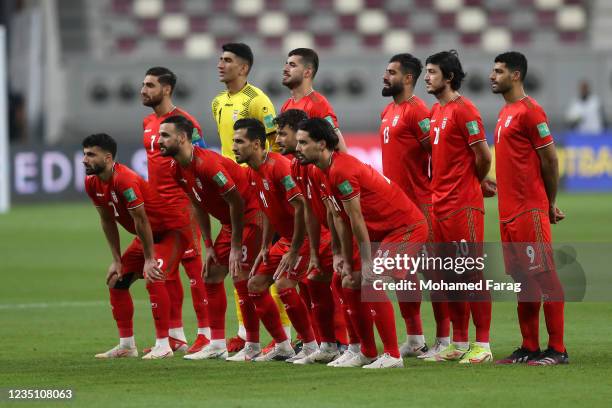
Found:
[308,270,331,282]
[110,273,136,290]
[274,277,296,291]
[205,265,228,284]
[342,275,360,289]
[247,276,268,293]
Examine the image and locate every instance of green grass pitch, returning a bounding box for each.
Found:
[1,193,612,407]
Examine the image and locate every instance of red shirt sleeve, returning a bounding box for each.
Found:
[410,104,431,142]
[312,98,339,128]
[524,105,554,149]
[273,157,302,202]
[330,157,360,201]
[198,154,237,196]
[115,172,145,210]
[455,102,486,145]
[84,177,101,207]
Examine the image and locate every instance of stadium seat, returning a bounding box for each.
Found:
[535,0,563,10]
[185,34,215,58]
[283,31,315,52]
[434,0,463,12]
[233,0,263,16]
[133,0,162,17]
[557,6,587,31]
[334,0,364,14]
[356,10,387,34]
[258,12,289,37]
[383,31,414,53]
[159,14,189,38]
[457,7,487,32]
[482,27,512,51]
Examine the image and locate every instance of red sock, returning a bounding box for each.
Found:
[331,274,353,344]
[307,280,336,343]
[535,272,565,352]
[165,276,184,329]
[234,280,260,343]
[278,287,315,343]
[449,301,470,343]
[398,301,423,335]
[470,300,492,343]
[249,290,288,343]
[182,256,209,328]
[518,301,541,351]
[205,282,227,340]
[109,288,134,338]
[343,287,377,358]
[432,301,450,338]
[146,281,170,339]
[299,280,319,342]
[370,296,400,358]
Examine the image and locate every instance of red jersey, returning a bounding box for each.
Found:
[247,152,302,240]
[380,96,432,205]
[171,147,259,225]
[291,159,330,228]
[494,96,554,222]
[281,90,339,127]
[430,96,486,218]
[142,107,203,217]
[324,152,424,242]
[85,163,186,234]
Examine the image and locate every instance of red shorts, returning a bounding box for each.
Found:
[256,236,310,281]
[181,210,201,260]
[372,223,429,280]
[121,227,190,280]
[500,209,555,276]
[420,203,435,244]
[214,212,264,271]
[316,228,361,276]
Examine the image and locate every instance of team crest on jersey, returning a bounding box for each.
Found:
[504,116,513,128]
[195,178,203,189]
[232,110,239,122]
[392,115,400,127]
[263,179,270,190]
[111,191,118,203]
[441,117,448,129]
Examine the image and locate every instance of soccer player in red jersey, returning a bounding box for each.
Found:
[380,53,448,358]
[296,118,429,369]
[157,116,264,361]
[274,109,356,364]
[280,49,350,346]
[83,133,189,360]
[140,67,209,353]
[423,50,495,364]
[490,52,568,365]
[232,118,319,362]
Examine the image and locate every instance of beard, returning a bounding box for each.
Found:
[382,82,403,97]
[84,163,104,175]
[282,75,302,89]
[159,144,179,157]
[141,93,163,107]
[297,152,316,165]
[426,82,446,96]
[491,81,511,94]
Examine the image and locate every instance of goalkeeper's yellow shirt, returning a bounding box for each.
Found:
[211,83,278,161]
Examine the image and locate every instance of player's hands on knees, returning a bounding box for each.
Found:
[333,254,344,275]
[481,178,497,198]
[549,205,566,224]
[203,246,219,278]
[361,259,376,283]
[341,261,354,285]
[229,246,242,278]
[275,250,298,280]
[106,260,123,286]
[143,258,164,282]
[250,247,269,278]
[307,253,321,276]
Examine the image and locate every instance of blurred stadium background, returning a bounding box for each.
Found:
[2,0,612,208]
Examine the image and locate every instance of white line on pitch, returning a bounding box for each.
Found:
[0,300,148,310]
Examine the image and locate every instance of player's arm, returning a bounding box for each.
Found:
[251,214,273,277]
[252,94,279,152]
[334,128,348,153]
[222,188,245,276]
[304,198,322,274]
[128,205,162,281]
[96,206,123,284]
[537,144,565,223]
[341,197,373,281]
[325,198,348,275]
[274,195,307,278]
[470,140,492,182]
[188,195,217,277]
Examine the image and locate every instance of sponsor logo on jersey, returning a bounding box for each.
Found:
[144,129,152,133]
[122,188,137,202]
[195,178,203,189]
[505,116,513,128]
[213,171,228,187]
[232,110,239,122]
[338,180,353,195]
[111,191,118,203]
[263,179,270,190]
[537,122,551,138]
[392,115,400,127]
[466,120,480,136]
[281,175,296,191]
[96,193,104,197]
[441,117,448,129]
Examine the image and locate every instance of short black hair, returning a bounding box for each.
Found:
[297,118,338,150]
[389,53,423,83]
[145,66,177,92]
[82,133,117,159]
[161,115,194,138]
[234,118,266,146]
[274,109,309,132]
[288,48,319,78]
[494,51,528,82]
[425,50,466,91]
[222,43,254,73]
